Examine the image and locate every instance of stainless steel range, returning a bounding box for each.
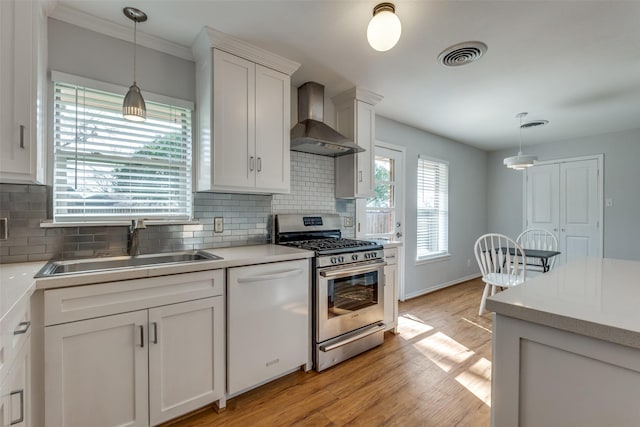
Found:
[275,213,386,371]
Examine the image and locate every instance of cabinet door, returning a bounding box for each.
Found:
[45,311,149,427]
[383,263,397,331]
[148,297,224,425]
[354,100,375,198]
[0,0,44,184]
[212,49,256,190]
[255,64,290,193]
[227,259,310,395]
[2,336,30,427]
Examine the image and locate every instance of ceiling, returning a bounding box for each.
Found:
[53,1,640,151]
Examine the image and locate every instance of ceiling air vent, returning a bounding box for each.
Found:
[520,120,549,129]
[437,41,488,67]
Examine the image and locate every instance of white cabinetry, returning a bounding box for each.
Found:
[192,28,300,194]
[44,270,225,427]
[227,259,310,396]
[383,247,398,333]
[333,88,383,199]
[0,0,47,184]
[0,294,32,427]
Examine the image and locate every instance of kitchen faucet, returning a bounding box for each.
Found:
[127,219,147,256]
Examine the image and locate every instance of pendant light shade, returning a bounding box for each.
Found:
[123,7,147,122]
[123,83,146,121]
[367,3,402,52]
[504,112,538,170]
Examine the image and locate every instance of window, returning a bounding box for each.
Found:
[417,155,448,261]
[52,78,192,222]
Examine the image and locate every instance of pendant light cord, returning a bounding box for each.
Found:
[133,20,137,84]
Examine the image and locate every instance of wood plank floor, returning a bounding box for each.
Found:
[167,278,492,427]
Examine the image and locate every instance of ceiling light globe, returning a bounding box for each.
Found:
[367,7,402,52]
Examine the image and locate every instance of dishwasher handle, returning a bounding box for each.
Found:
[236,268,303,284]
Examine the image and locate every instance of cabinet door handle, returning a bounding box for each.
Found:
[249,156,255,171]
[10,390,24,425]
[13,321,30,335]
[19,125,25,149]
[358,171,363,182]
[139,325,144,348]
[257,157,262,172]
[152,322,158,344]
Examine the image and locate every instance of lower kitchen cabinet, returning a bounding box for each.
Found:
[44,270,225,427]
[1,335,30,427]
[227,259,311,396]
[383,247,399,333]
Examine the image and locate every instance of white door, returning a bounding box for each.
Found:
[526,157,601,265]
[254,64,290,192]
[559,159,601,264]
[148,297,224,425]
[45,311,149,427]
[358,142,406,299]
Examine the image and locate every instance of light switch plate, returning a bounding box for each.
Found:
[214,217,224,233]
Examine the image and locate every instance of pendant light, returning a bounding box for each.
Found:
[122,7,147,122]
[367,3,402,52]
[503,112,538,170]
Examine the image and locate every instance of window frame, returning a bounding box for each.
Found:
[416,154,450,263]
[49,71,195,225]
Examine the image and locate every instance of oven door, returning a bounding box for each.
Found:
[316,260,385,343]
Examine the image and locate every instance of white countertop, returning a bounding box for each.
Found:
[486,258,640,349]
[0,245,313,312]
[0,261,43,322]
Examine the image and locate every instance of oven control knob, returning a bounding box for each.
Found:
[339,256,345,263]
[352,254,358,261]
[331,257,337,264]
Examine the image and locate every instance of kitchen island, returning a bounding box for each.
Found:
[486,258,640,427]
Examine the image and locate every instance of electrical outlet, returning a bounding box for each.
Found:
[214,217,224,233]
[344,217,353,227]
[0,218,7,240]
[605,198,613,207]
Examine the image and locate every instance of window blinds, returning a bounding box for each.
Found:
[52,81,192,222]
[417,156,449,260]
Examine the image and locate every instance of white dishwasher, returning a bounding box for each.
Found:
[227,258,311,396]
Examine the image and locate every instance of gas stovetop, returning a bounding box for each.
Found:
[283,238,380,254]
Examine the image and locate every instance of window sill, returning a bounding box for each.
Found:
[40,220,201,228]
[415,253,451,266]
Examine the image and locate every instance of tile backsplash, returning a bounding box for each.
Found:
[0,151,355,263]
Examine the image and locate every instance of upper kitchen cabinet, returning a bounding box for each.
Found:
[192,27,300,194]
[332,88,383,199]
[0,0,47,184]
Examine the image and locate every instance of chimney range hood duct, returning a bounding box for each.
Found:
[290,82,364,157]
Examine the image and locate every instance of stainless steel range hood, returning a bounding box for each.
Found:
[290,82,364,157]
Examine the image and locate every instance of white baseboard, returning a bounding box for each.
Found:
[403,273,482,300]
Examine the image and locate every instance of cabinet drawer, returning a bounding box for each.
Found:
[44,270,224,326]
[0,295,31,385]
[383,248,398,265]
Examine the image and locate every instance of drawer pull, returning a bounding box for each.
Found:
[19,125,25,149]
[10,389,24,425]
[13,321,30,335]
[139,325,144,348]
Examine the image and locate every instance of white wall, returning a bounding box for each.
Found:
[487,127,640,261]
[376,116,487,298]
[48,19,195,102]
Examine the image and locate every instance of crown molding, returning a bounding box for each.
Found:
[332,87,384,107]
[48,3,194,61]
[193,26,300,76]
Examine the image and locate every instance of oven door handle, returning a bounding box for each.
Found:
[319,261,386,279]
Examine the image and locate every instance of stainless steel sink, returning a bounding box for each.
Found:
[35,250,222,277]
